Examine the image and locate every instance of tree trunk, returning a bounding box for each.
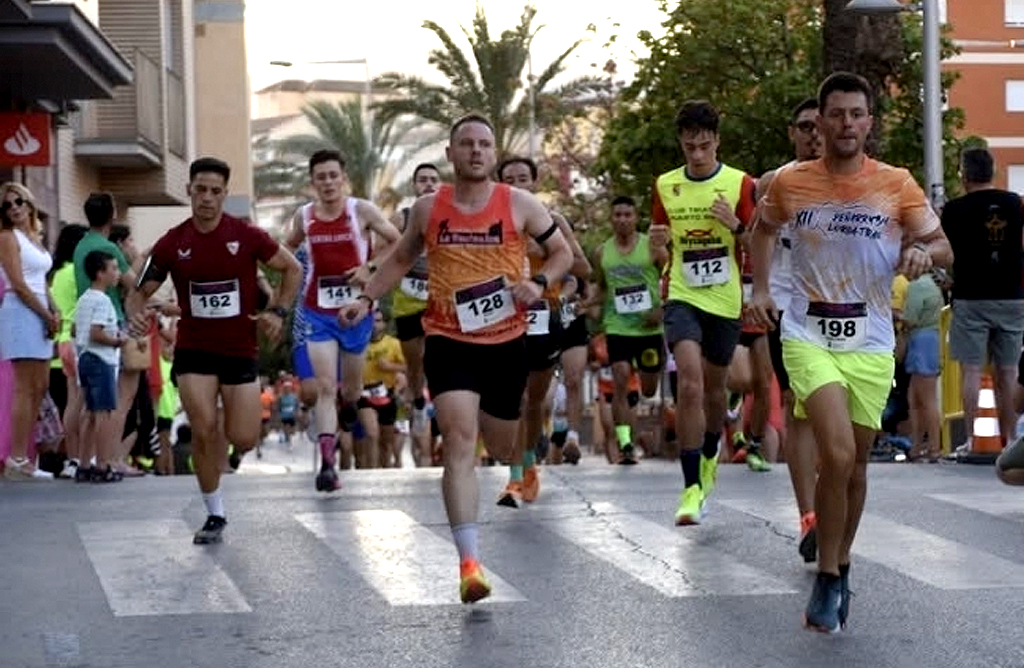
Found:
[823,0,904,154]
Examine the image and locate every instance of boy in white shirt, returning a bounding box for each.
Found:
[75,249,128,482]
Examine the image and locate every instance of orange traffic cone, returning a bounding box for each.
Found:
[963,374,1003,464]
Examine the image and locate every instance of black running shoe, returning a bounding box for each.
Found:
[315,467,341,492]
[193,515,227,545]
[618,444,638,465]
[803,572,842,633]
[799,524,818,564]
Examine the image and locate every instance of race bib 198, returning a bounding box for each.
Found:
[400,268,429,301]
[806,301,868,351]
[682,247,730,287]
[453,277,516,333]
[613,284,652,314]
[526,302,550,336]
[317,276,360,310]
[190,280,240,319]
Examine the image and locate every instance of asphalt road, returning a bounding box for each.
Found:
[2,439,1023,668]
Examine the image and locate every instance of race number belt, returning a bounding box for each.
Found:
[806,301,868,351]
[189,279,240,319]
[526,302,551,336]
[613,284,652,314]
[453,276,515,333]
[682,247,730,287]
[361,381,391,406]
[317,276,360,309]
[559,298,577,328]
[400,267,429,301]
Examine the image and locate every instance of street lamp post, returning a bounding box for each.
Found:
[270,58,374,196]
[845,0,944,208]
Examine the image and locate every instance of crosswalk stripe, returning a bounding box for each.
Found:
[928,492,1024,520]
[543,502,798,597]
[294,510,526,606]
[719,498,1024,590]
[77,519,252,617]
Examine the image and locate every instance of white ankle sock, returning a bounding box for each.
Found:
[451,523,479,562]
[202,489,225,518]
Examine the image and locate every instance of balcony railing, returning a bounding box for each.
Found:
[74,48,163,167]
[167,69,186,158]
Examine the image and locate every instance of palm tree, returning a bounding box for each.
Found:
[372,3,605,157]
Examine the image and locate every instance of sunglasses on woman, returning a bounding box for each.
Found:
[1,197,26,212]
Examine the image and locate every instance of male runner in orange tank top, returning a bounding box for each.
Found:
[339,114,573,603]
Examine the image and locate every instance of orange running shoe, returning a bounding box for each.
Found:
[497,481,523,508]
[521,466,540,503]
[459,559,492,604]
[799,511,818,563]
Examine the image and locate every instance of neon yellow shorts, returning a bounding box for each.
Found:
[782,339,895,430]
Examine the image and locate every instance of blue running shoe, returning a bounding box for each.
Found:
[838,564,852,629]
[803,572,842,633]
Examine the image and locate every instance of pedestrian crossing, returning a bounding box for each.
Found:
[74,485,1024,616]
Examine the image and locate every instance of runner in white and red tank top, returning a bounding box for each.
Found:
[285,149,399,492]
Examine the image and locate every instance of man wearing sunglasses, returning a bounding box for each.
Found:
[751,97,822,564]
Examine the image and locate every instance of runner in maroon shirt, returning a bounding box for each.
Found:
[135,157,302,545]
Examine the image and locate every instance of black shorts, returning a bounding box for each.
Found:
[526,309,563,372]
[663,301,741,368]
[767,312,790,391]
[739,331,766,348]
[560,315,589,352]
[171,349,258,386]
[424,335,528,421]
[395,312,425,342]
[603,390,641,408]
[157,416,174,433]
[357,393,398,426]
[606,334,665,374]
[281,416,296,427]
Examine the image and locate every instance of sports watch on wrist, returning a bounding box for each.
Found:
[269,306,288,319]
[530,274,548,290]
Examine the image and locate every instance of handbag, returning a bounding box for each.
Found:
[122,335,152,371]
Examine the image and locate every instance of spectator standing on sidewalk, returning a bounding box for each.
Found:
[942,148,1024,453]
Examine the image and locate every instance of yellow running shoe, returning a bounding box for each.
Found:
[674,484,705,526]
[459,559,492,604]
[700,453,719,497]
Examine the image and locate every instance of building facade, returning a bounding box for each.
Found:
[946,0,1024,191]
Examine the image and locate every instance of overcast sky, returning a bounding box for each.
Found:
[245,0,666,91]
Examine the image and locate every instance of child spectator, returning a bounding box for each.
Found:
[74,250,128,482]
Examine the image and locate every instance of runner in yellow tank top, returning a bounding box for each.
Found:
[648,100,757,527]
[749,72,952,634]
[337,114,573,604]
[388,163,442,466]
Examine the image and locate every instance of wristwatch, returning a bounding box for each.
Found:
[530,274,549,290]
[269,306,288,319]
[734,222,747,235]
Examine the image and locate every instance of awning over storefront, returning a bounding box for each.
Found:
[0,1,133,102]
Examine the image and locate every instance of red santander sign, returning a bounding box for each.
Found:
[0,113,50,167]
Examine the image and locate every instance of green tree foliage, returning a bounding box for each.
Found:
[372,3,604,157]
[595,0,823,216]
[595,0,965,218]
